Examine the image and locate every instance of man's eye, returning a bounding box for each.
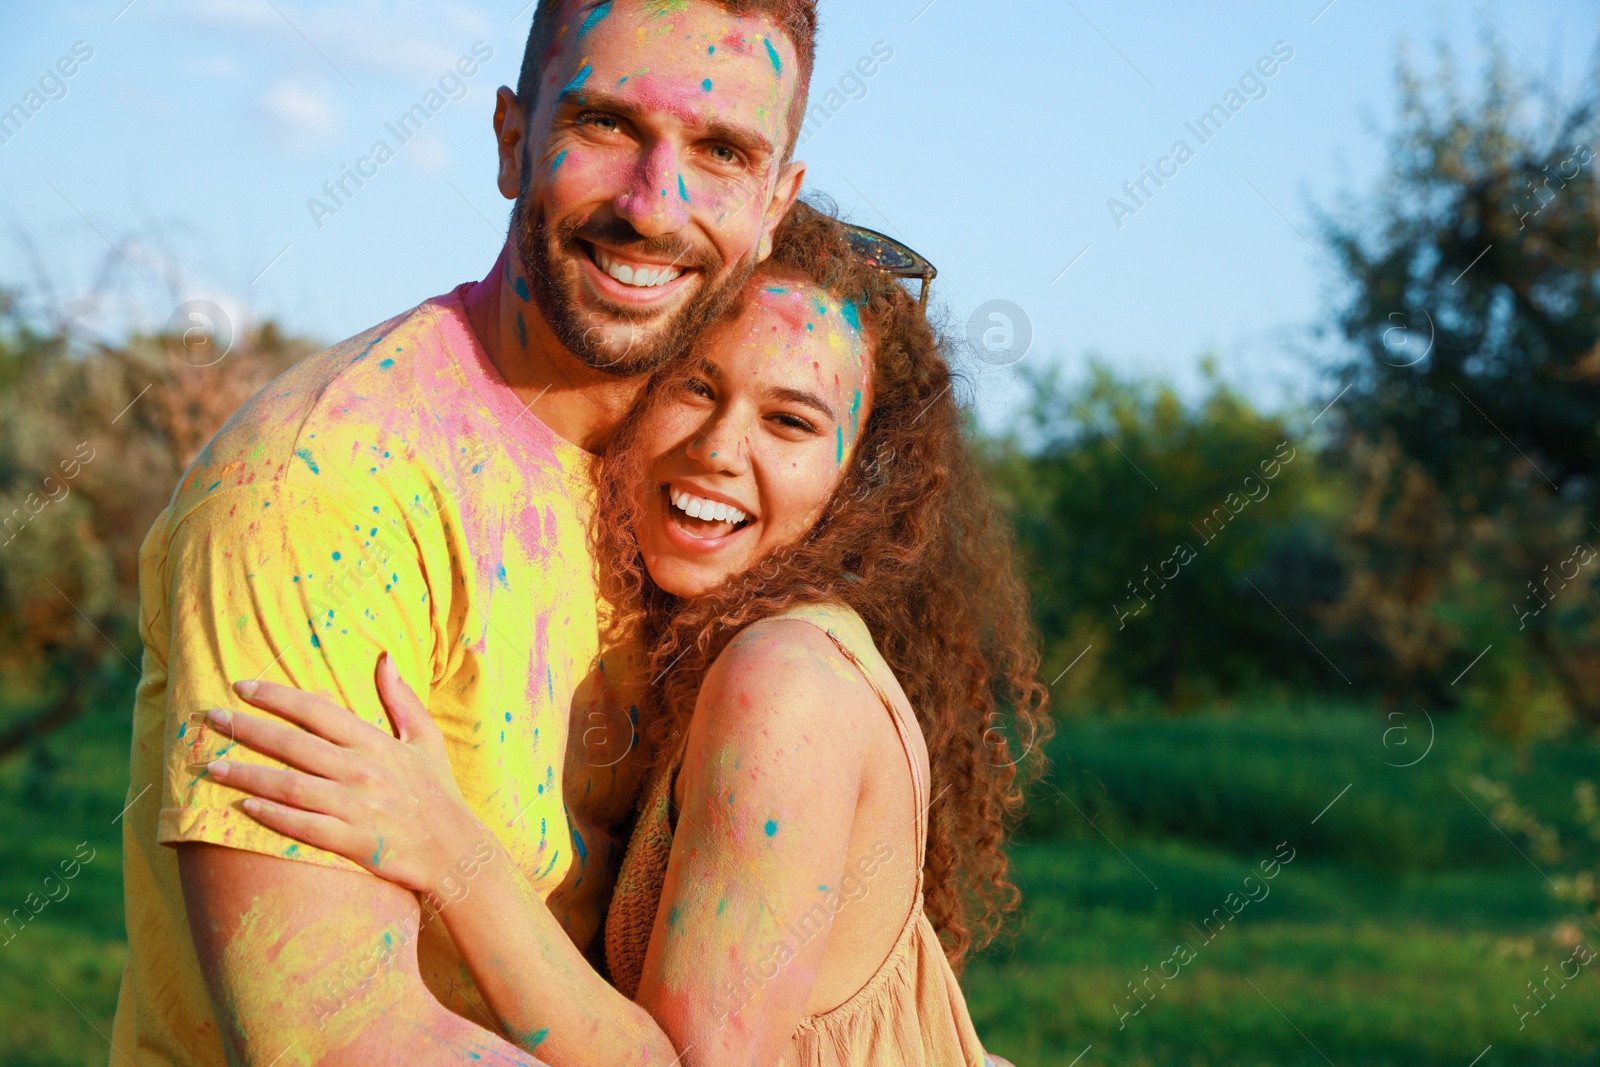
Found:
[579,113,620,133]
[708,144,739,165]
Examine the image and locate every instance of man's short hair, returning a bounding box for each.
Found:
[516,0,818,159]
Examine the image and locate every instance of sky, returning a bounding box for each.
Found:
[2,0,1598,430]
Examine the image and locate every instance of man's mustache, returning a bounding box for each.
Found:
[564,215,721,276]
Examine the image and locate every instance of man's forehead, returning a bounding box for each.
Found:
[541,0,797,109]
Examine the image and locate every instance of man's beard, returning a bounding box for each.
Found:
[512,196,756,378]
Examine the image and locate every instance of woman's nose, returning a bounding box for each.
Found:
[684,415,748,473]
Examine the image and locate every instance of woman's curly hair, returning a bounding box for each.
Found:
[591,199,1052,969]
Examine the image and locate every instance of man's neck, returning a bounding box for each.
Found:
[464,246,644,454]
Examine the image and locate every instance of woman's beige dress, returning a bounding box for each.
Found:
[604,602,988,1066]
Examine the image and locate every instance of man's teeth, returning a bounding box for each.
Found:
[595,249,683,288]
[671,488,747,525]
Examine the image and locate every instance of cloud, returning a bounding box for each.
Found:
[263,79,341,143]
[172,0,497,83]
[186,56,239,77]
[404,129,451,176]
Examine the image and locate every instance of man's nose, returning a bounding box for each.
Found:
[614,141,690,237]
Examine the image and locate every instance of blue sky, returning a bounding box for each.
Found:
[2,0,1596,428]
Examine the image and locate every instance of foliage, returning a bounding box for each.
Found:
[1319,38,1600,726]
[992,362,1346,708]
[0,298,310,759]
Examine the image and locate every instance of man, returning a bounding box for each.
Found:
[111,1,816,1062]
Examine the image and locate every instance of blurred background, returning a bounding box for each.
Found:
[6,0,1600,1064]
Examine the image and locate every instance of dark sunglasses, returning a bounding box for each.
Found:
[841,223,938,309]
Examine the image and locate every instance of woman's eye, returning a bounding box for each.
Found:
[684,378,715,400]
[770,412,818,434]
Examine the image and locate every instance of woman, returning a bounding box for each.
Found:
[205,203,1049,1065]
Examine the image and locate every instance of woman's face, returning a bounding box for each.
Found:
[637,279,874,598]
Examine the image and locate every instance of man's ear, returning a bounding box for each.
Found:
[493,86,526,202]
[757,159,807,262]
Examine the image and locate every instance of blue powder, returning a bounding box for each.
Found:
[578,1,611,36]
[563,65,593,95]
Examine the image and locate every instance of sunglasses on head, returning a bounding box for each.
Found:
[840,223,937,309]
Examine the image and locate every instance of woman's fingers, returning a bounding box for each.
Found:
[376,653,442,747]
[231,678,390,753]
[209,758,347,818]
[240,796,434,894]
[238,797,370,866]
[207,708,349,780]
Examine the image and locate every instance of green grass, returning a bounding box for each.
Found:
[0,688,131,1067]
[965,703,1600,1065]
[6,691,1600,1065]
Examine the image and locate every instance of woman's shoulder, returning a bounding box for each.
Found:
[708,603,862,695]
[689,603,883,752]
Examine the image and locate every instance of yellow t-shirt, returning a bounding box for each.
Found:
[111,285,644,1065]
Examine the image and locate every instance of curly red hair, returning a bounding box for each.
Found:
[591,200,1051,968]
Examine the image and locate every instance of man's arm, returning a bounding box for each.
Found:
[178,844,541,1066]
[156,481,529,1064]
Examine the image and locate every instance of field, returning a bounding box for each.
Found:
[965,703,1600,1065]
[4,687,1598,1066]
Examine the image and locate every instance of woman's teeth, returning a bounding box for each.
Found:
[594,249,684,288]
[671,488,747,525]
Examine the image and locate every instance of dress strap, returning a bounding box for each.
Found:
[771,607,928,869]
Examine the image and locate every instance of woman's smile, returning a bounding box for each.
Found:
[657,482,756,552]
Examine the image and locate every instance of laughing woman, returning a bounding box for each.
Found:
[205,202,1049,1067]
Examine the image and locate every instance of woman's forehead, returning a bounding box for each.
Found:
[708,280,871,384]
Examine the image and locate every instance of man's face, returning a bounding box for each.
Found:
[500,0,805,376]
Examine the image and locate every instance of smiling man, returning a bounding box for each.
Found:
[112,2,814,1063]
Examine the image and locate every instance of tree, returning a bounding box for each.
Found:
[994,361,1340,708]
[1321,36,1600,728]
[0,292,311,757]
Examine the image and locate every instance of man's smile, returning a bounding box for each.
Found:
[579,241,698,306]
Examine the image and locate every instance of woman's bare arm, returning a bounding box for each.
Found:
[635,620,875,1066]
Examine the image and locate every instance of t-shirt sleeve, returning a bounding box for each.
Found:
[155,481,437,870]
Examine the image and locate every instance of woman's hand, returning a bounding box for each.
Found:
[207,654,490,898]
